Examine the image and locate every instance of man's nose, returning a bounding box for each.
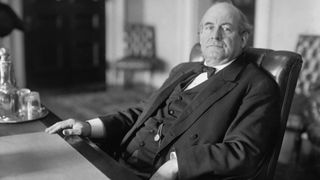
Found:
[210,28,222,40]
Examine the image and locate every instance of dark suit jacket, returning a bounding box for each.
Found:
[99,55,281,180]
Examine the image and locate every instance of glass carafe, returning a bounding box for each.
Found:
[0,47,18,120]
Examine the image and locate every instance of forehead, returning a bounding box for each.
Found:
[202,3,240,26]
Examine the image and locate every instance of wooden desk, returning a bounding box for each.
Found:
[0,111,141,180]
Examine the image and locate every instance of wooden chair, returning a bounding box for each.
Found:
[115,24,164,89]
[189,43,303,179]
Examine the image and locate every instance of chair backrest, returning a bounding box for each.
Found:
[295,35,320,97]
[189,43,303,180]
[124,23,156,58]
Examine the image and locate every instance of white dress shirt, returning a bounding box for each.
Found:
[185,59,235,90]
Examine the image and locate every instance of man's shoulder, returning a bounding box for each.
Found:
[171,62,203,73]
[243,61,280,93]
[245,61,274,81]
[175,61,203,68]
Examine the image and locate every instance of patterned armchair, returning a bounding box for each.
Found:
[295,35,320,96]
[115,24,164,89]
[290,35,320,163]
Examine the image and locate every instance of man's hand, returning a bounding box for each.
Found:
[150,158,178,180]
[45,118,91,136]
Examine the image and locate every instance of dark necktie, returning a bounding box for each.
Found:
[202,66,216,78]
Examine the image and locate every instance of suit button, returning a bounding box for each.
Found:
[139,141,145,147]
[168,110,174,115]
[191,134,198,139]
[149,129,155,134]
[121,152,128,159]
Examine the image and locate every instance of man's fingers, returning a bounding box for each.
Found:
[45,119,75,134]
[62,129,81,136]
[45,122,63,134]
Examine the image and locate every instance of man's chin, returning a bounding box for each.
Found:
[204,55,225,64]
[204,51,224,60]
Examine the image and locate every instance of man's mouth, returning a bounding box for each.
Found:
[206,42,224,48]
[207,44,223,48]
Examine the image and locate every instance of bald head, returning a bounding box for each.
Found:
[200,2,252,36]
[199,2,251,66]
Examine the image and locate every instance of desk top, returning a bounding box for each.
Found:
[0,111,141,180]
[0,132,109,180]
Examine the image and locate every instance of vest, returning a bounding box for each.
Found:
[119,74,211,179]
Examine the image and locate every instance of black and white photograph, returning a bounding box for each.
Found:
[0,0,319,180]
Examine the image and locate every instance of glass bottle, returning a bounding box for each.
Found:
[0,47,18,120]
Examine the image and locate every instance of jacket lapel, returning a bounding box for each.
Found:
[120,63,202,145]
[158,58,247,152]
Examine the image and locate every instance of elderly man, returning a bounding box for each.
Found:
[46,1,280,180]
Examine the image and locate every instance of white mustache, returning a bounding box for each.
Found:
[205,41,224,47]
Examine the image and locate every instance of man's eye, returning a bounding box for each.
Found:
[204,25,214,31]
[222,26,232,32]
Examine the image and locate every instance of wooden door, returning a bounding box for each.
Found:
[23,0,106,88]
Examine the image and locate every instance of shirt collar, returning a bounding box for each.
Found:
[203,58,236,73]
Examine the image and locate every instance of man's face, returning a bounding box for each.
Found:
[199,3,247,66]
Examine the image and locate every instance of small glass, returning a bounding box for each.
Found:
[25,91,41,119]
[17,88,31,114]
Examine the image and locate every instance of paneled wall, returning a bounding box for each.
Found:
[255,0,320,51]
[5,0,320,88]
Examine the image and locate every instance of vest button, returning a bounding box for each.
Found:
[169,110,174,115]
[139,141,145,147]
[191,134,198,139]
[149,129,155,133]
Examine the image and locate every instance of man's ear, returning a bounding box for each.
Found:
[241,32,249,48]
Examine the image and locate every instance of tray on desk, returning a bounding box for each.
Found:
[0,107,49,124]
